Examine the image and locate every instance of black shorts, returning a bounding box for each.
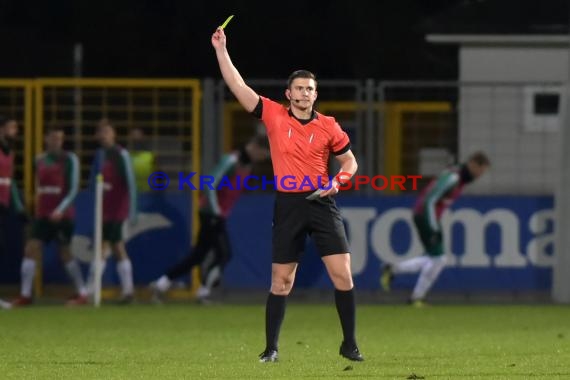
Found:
[272,191,350,264]
[31,218,74,245]
[103,221,124,243]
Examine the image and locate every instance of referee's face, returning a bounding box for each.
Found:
[287,78,317,111]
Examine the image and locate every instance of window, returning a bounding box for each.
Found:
[524,86,565,132]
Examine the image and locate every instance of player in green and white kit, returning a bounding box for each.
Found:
[382,152,490,306]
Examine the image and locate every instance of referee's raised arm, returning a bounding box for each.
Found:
[211,27,259,113]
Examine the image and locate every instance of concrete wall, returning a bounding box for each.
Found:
[459,45,567,194]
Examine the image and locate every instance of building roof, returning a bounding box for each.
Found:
[421,0,569,36]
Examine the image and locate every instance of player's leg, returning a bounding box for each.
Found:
[197,218,232,300]
[0,206,7,255]
[410,227,445,305]
[410,255,446,304]
[109,222,134,302]
[381,256,430,292]
[382,213,436,293]
[407,215,445,305]
[56,220,88,303]
[311,196,364,362]
[397,255,433,273]
[15,239,43,305]
[151,215,216,303]
[13,219,50,305]
[152,215,214,295]
[86,223,112,297]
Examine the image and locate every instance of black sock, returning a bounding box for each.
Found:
[335,288,356,347]
[265,293,287,351]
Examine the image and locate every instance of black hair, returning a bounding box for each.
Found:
[0,115,16,128]
[468,151,491,167]
[97,118,115,132]
[287,70,317,89]
[46,126,65,134]
[249,134,270,150]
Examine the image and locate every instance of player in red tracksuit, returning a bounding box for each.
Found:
[0,116,26,250]
[12,127,85,306]
[87,119,138,304]
[0,116,26,310]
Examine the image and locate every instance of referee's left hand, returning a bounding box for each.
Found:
[319,180,340,197]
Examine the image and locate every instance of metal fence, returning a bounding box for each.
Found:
[379,81,563,195]
[0,78,201,205]
[207,79,561,195]
[0,78,559,205]
[36,79,201,189]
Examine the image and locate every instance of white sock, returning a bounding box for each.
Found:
[20,258,36,298]
[87,260,107,296]
[196,285,211,299]
[411,256,447,300]
[393,256,431,274]
[117,259,134,296]
[65,260,87,297]
[204,266,221,289]
[155,275,172,292]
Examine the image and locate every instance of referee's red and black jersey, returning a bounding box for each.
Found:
[253,96,351,192]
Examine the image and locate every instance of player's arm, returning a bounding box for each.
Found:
[211,27,259,112]
[120,149,138,224]
[205,153,238,216]
[424,171,459,231]
[10,180,24,214]
[53,152,80,217]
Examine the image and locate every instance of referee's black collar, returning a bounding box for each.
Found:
[288,108,318,124]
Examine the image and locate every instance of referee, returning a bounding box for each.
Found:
[212,27,364,363]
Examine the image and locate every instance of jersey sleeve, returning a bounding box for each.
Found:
[53,152,80,214]
[10,181,24,214]
[329,120,351,155]
[260,96,286,131]
[251,97,263,119]
[205,153,238,216]
[119,149,138,221]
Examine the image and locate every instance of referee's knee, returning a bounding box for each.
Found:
[270,280,294,296]
[329,272,354,291]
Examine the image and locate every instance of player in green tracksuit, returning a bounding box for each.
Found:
[382,152,490,306]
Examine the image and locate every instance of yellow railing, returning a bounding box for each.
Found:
[1,78,202,298]
[383,102,452,193]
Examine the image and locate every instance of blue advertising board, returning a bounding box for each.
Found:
[0,193,554,292]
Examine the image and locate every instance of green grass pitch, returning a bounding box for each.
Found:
[1,303,569,379]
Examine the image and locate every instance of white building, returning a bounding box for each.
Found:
[424,0,568,194]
